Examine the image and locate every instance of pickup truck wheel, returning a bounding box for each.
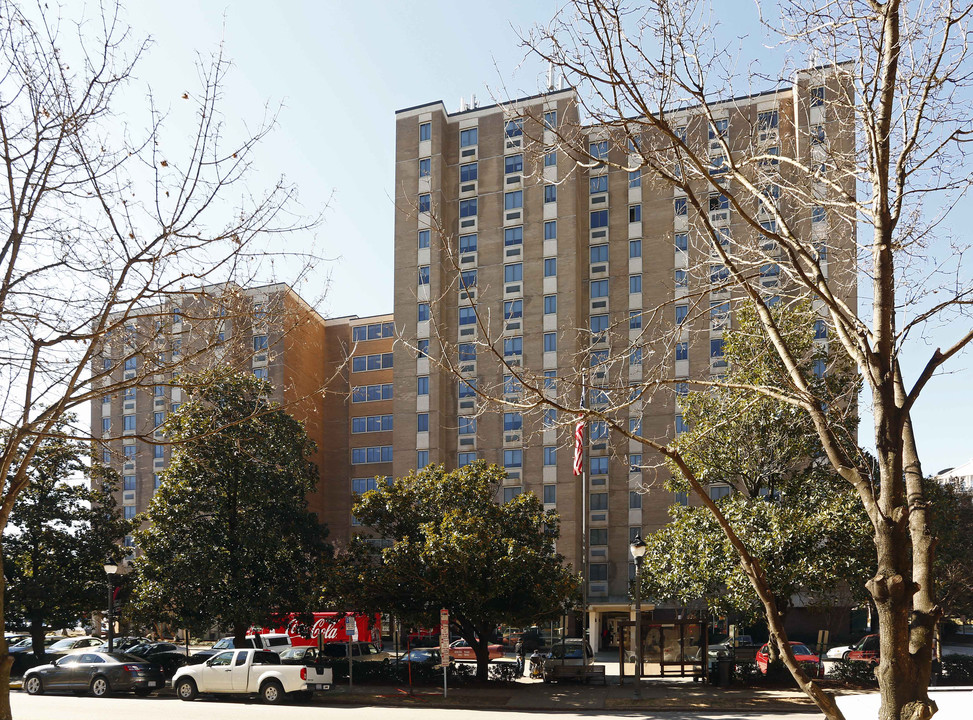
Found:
[260,679,285,705]
[90,676,111,697]
[842,651,850,660]
[175,678,198,701]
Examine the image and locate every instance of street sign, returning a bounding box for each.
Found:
[439,608,450,666]
[345,615,358,641]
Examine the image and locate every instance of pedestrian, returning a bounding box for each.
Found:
[529,648,543,679]
[515,638,525,677]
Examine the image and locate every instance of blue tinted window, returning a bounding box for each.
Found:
[505,119,523,138]
[458,379,477,398]
[459,234,477,253]
[418,194,430,213]
[458,343,476,361]
[459,307,476,325]
[589,140,608,160]
[419,122,431,141]
[590,457,609,475]
[417,376,429,395]
[418,266,430,285]
[675,305,688,324]
[461,270,477,287]
[460,162,477,182]
[676,342,688,361]
[544,447,557,466]
[543,485,556,503]
[460,128,478,147]
[418,230,430,249]
[630,239,642,258]
[590,244,609,263]
[417,413,429,432]
[629,170,641,188]
[629,205,642,223]
[504,227,523,246]
[504,263,523,283]
[419,158,431,177]
[544,333,557,352]
[417,450,429,468]
[503,336,522,357]
[630,274,642,294]
[674,233,688,251]
[503,449,523,468]
[503,413,522,431]
[504,191,523,210]
[417,303,429,322]
[504,300,523,319]
[544,150,556,166]
[544,221,556,240]
[459,416,477,435]
[590,280,609,298]
[544,185,557,203]
[590,210,608,228]
[629,311,642,329]
[544,258,557,277]
[459,199,477,217]
[504,155,523,174]
[544,295,557,314]
[674,197,687,216]
[458,452,477,467]
[589,176,608,194]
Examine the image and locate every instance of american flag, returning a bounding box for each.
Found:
[573,416,585,476]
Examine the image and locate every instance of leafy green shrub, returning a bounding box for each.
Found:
[830,659,878,686]
[489,662,518,682]
[941,655,973,685]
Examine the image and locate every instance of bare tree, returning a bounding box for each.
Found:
[0,2,321,714]
[402,2,973,719]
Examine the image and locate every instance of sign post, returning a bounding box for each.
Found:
[440,608,450,698]
[345,615,358,689]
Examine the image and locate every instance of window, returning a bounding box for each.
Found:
[459,198,477,217]
[103,358,112,370]
[810,86,825,107]
[630,346,643,366]
[417,376,429,395]
[505,118,523,138]
[504,226,523,246]
[814,358,827,377]
[458,343,476,361]
[504,300,523,319]
[123,475,136,491]
[253,367,268,380]
[709,118,728,143]
[711,264,729,283]
[543,333,557,352]
[544,295,557,314]
[544,220,557,240]
[461,269,477,288]
[459,416,477,435]
[675,305,688,325]
[503,487,522,502]
[630,454,642,472]
[418,303,430,322]
[710,338,725,362]
[418,194,430,213]
[503,336,522,357]
[590,279,609,298]
[590,457,609,476]
[504,263,523,283]
[629,417,642,435]
[419,122,431,141]
[629,170,641,188]
[458,379,477,398]
[543,110,557,129]
[590,210,609,228]
[710,301,730,330]
[629,204,642,223]
[590,314,610,336]
[504,190,523,210]
[154,445,164,459]
[675,269,688,289]
[120,415,134,432]
[629,239,642,258]
[676,342,688,361]
[353,352,395,372]
[589,564,608,581]
[543,485,556,504]
[709,485,732,501]
[458,234,477,253]
[419,158,431,177]
[590,491,608,509]
[629,311,642,330]
[810,125,826,145]
[252,335,269,352]
[629,274,642,294]
[812,205,827,224]
[544,371,557,390]
[544,447,557,466]
[814,319,827,340]
[543,408,557,427]
[675,382,689,397]
[503,412,522,432]
[124,357,137,371]
[544,185,557,203]
[589,140,608,160]
[590,421,608,440]
[460,162,477,182]
[352,383,394,403]
[460,127,478,147]
[503,449,523,468]
[589,175,608,194]
[352,478,379,495]
[124,506,136,520]
[544,258,557,277]
[674,232,688,252]
[417,450,429,468]
[544,149,556,166]
[674,197,688,216]
[504,154,523,174]
[758,110,778,131]
[589,244,609,264]
[153,475,161,490]
[416,413,429,432]
[458,452,476,467]
[417,340,429,357]
[418,266,430,286]
[590,529,608,546]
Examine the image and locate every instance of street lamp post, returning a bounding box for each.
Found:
[103,561,118,653]
[630,533,647,700]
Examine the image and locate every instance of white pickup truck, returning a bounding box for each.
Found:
[172,648,332,704]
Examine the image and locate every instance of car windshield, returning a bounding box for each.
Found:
[48,638,80,651]
[792,645,812,655]
[550,643,586,659]
[212,639,233,649]
[105,653,146,663]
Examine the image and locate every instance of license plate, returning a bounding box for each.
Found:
[309,684,330,691]
[147,682,158,687]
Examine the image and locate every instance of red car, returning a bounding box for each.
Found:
[448,639,505,661]
[846,634,880,664]
[756,641,823,677]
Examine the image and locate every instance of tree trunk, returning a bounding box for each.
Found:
[472,635,490,682]
[29,610,46,661]
[0,549,13,720]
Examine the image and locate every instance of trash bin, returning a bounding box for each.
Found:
[718,657,732,686]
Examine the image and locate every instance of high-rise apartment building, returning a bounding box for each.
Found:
[392,70,855,649]
[91,282,393,549]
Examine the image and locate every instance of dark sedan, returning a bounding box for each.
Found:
[23,652,165,697]
[126,642,188,678]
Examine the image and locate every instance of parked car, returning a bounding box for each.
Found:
[846,634,880,664]
[279,646,320,665]
[173,648,328,704]
[100,636,152,652]
[825,636,866,660]
[449,638,505,661]
[46,636,104,656]
[23,651,165,697]
[9,637,65,677]
[191,633,292,662]
[393,648,442,666]
[317,641,389,663]
[755,641,823,677]
[126,642,189,678]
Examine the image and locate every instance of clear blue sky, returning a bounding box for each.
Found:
[119,0,970,472]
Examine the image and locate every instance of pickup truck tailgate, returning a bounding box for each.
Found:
[305,664,332,691]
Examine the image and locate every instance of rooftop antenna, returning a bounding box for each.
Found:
[459,97,467,112]
[558,72,564,91]
[472,94,478,108]
[547,62,555,91]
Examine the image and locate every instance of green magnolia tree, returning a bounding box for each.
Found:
[4,421,132,657]
[131,369,330,642]
[643,303,871,658]
[323,461,580,682]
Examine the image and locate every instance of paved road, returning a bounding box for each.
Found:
[9,692,820,720]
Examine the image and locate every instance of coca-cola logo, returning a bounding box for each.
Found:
[287,617,341,639]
